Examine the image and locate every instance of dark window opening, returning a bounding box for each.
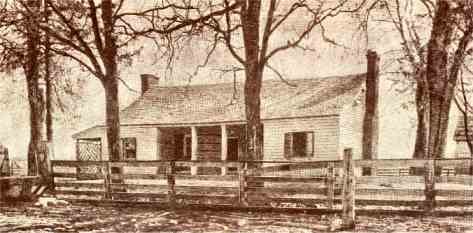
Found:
[121,138,137,160]
[284,131,314,158]
[227,138,239,161]
[174,134,184,160]
[174,134,192,161]
[183,135,192,160]
[227,138,239,172]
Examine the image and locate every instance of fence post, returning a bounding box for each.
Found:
[238,162,248,206]
[167,161,176,208]
[341,148,355,230]
[424,159,436,212]
[326,162,335,209]
[50,163,56,197]
[103,162,111,199]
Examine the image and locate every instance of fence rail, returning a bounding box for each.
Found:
[51,158,473,168]
[51,156,473,214]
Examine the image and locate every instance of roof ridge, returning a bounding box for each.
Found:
[155,73,367,88]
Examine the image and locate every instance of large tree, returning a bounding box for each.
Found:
[359,0,432,160]
[24,0,44,176]
[204,0,366,161]
[0,0,95,180]
[37,0,240,170]
[425,0,473,159]
[364,0,473,160]
[0,0,48,176]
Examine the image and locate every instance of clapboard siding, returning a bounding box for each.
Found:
[74,113,362,162]
[339,96,364,160]
[198,136,221,160]
[76,126,158,161]
[263,116,340,161]
[125,127,158,160]
[196,128,221,161]
[455,141,471,158]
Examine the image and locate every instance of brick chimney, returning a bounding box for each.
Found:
[140,74,159,95]
[362,50,379,175]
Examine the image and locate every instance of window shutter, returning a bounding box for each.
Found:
[284,133,292,159]
[120,138,125,159]
[306,132,314,157]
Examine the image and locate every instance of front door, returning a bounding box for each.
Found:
[228,138,238,172]
[174,134,192,161]
[227,138,239,161]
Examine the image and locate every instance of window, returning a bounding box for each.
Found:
[284,132,314,158]
[121,138,137,160]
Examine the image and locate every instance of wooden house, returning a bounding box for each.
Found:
[73,52,380,175]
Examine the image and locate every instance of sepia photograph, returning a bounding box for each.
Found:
[1,0,473,232]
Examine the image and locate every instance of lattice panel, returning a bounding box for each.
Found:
[77,140,102,180]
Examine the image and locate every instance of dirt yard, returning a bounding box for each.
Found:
[0,202,472,232]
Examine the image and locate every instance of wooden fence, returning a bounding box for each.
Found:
[50,151,473,214]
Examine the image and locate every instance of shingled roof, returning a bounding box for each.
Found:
[73,74,365,138]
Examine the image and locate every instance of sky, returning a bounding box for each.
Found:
[0,0,461,160]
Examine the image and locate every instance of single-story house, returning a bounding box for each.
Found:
[73,52,380,175]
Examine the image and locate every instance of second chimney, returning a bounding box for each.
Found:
[140,74,159,95]
[362,50,379,175]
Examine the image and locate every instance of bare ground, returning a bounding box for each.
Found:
[1,202,473,233]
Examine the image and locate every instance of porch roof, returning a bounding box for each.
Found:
[73,74,365,139]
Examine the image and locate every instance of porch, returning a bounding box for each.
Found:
[158,124,246,175]
[74,124,247,176]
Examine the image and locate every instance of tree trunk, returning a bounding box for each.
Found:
[25,78,44,176]
[413,74,429,159]
[411,74,429,175]
[103,77,123,184]
[43,35,54,182]
[426,0,454,159]
[101,0,122,163]
[244,70,264,163]
[45,6,53,143]
[103,78,121,162]
[101,0,122,185]
[241,0,263,163]
[45,66,53,142]
[25,0,44,177]
[424,1,455,206]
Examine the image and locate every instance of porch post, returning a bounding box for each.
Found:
[221,124,228,176]
[191,126,198,175]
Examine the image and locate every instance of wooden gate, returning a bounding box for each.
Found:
[76,138,102,180]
